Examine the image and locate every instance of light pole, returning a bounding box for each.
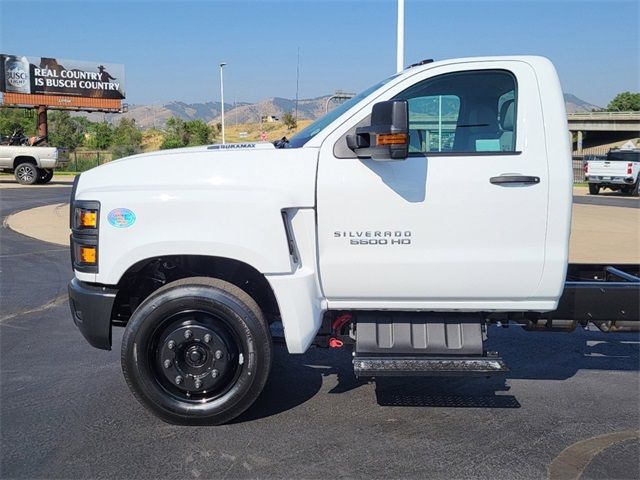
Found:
[219,62,227,144]
[396,0,404,73]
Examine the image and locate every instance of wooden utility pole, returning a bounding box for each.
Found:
[37,105,47,137]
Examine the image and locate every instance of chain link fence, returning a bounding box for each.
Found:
[572,147,611,183]
[59,150,115,172]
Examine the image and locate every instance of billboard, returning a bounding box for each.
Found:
[1,54,125,101]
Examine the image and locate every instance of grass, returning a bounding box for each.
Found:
[142,129,165,152]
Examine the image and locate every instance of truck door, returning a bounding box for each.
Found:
[316,62,550,307]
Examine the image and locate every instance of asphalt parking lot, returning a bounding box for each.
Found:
[1,184,638,479]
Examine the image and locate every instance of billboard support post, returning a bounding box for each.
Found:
[37,105,47,137]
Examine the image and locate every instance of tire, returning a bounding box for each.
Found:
[588,183,600,195]
[632,179,640,198]
[121,277,272,425]
[36,168,54,184]
[14,162,38,185]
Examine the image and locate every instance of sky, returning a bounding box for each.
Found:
[1,0,638,107]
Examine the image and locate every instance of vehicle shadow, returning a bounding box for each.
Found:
[235,325,639,422]
[232,346,364,424]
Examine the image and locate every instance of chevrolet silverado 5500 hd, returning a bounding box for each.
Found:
[68,56,639,424]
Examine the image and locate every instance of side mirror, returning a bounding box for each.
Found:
[346,100,409,160]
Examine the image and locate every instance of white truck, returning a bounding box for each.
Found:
[584,146,640,196]
[67,56,639,425]
[0,144,67,184]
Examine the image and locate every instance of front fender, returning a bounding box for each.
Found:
[84,190,296,284]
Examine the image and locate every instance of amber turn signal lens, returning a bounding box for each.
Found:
[80,246,97,264]
[79,210,97,228]
[377,133,408,145]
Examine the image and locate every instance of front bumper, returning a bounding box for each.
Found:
[68,278,118,350]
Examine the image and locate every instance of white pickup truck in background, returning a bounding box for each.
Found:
[67,56,639,425]
[0,144,68,185]
[585,143,640,196]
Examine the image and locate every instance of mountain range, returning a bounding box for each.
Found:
[86,93,601,129]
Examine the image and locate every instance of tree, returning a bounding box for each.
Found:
[185,119,212,146]
[606,92,640,112]
[161,117,188,149]
[86,121,113,150]
[160,117,213,149]
[48,111,85,150]
[282,111,297,131]
[0,107,37,136]
[111,118,142,158]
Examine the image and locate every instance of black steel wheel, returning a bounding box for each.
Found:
[14,162,38,185]
[36,168,54,184]
[588,183,600,195]
[121,277,272,425]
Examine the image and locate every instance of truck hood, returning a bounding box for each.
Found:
[75,143,319,208]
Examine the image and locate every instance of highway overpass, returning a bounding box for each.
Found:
[567,112,640,153]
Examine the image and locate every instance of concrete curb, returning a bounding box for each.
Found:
[6,203,70,246]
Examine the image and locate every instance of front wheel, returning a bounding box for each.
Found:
[121,277,272,425]
[588,183,600,195]
[14,162,38,185]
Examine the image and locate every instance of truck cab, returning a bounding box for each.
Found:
[68,56,586,424]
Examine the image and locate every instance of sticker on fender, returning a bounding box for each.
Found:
[107,208,136,228]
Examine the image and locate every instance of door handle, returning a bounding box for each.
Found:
[490,175,540,185]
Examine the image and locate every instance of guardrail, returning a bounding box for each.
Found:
[568,111,640,120]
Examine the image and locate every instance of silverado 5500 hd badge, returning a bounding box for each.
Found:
[334,230,412,245]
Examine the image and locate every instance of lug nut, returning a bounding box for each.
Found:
[167,340,176,350]
[163,359,172,369]
[194,379,202,389]
[175,375,183,385]
[215,350,223,359]
[204,334,212,343]
[184,330,192,339]
[211,369,219,378]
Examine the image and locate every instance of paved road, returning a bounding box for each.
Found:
[0,187,71,320]
[1,187,639,479]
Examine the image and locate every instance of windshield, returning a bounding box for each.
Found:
[607,150,639,161]
[287,75,398,148]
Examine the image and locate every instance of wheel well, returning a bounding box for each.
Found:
[112,255,280,326]
[13,156,37,169]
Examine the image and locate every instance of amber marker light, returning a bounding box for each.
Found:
[80,246,97,264]
[377,133,408,145]
[79,209,98,228]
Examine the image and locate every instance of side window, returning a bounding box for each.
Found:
[395,70,517,154]
[407,95,460,153]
